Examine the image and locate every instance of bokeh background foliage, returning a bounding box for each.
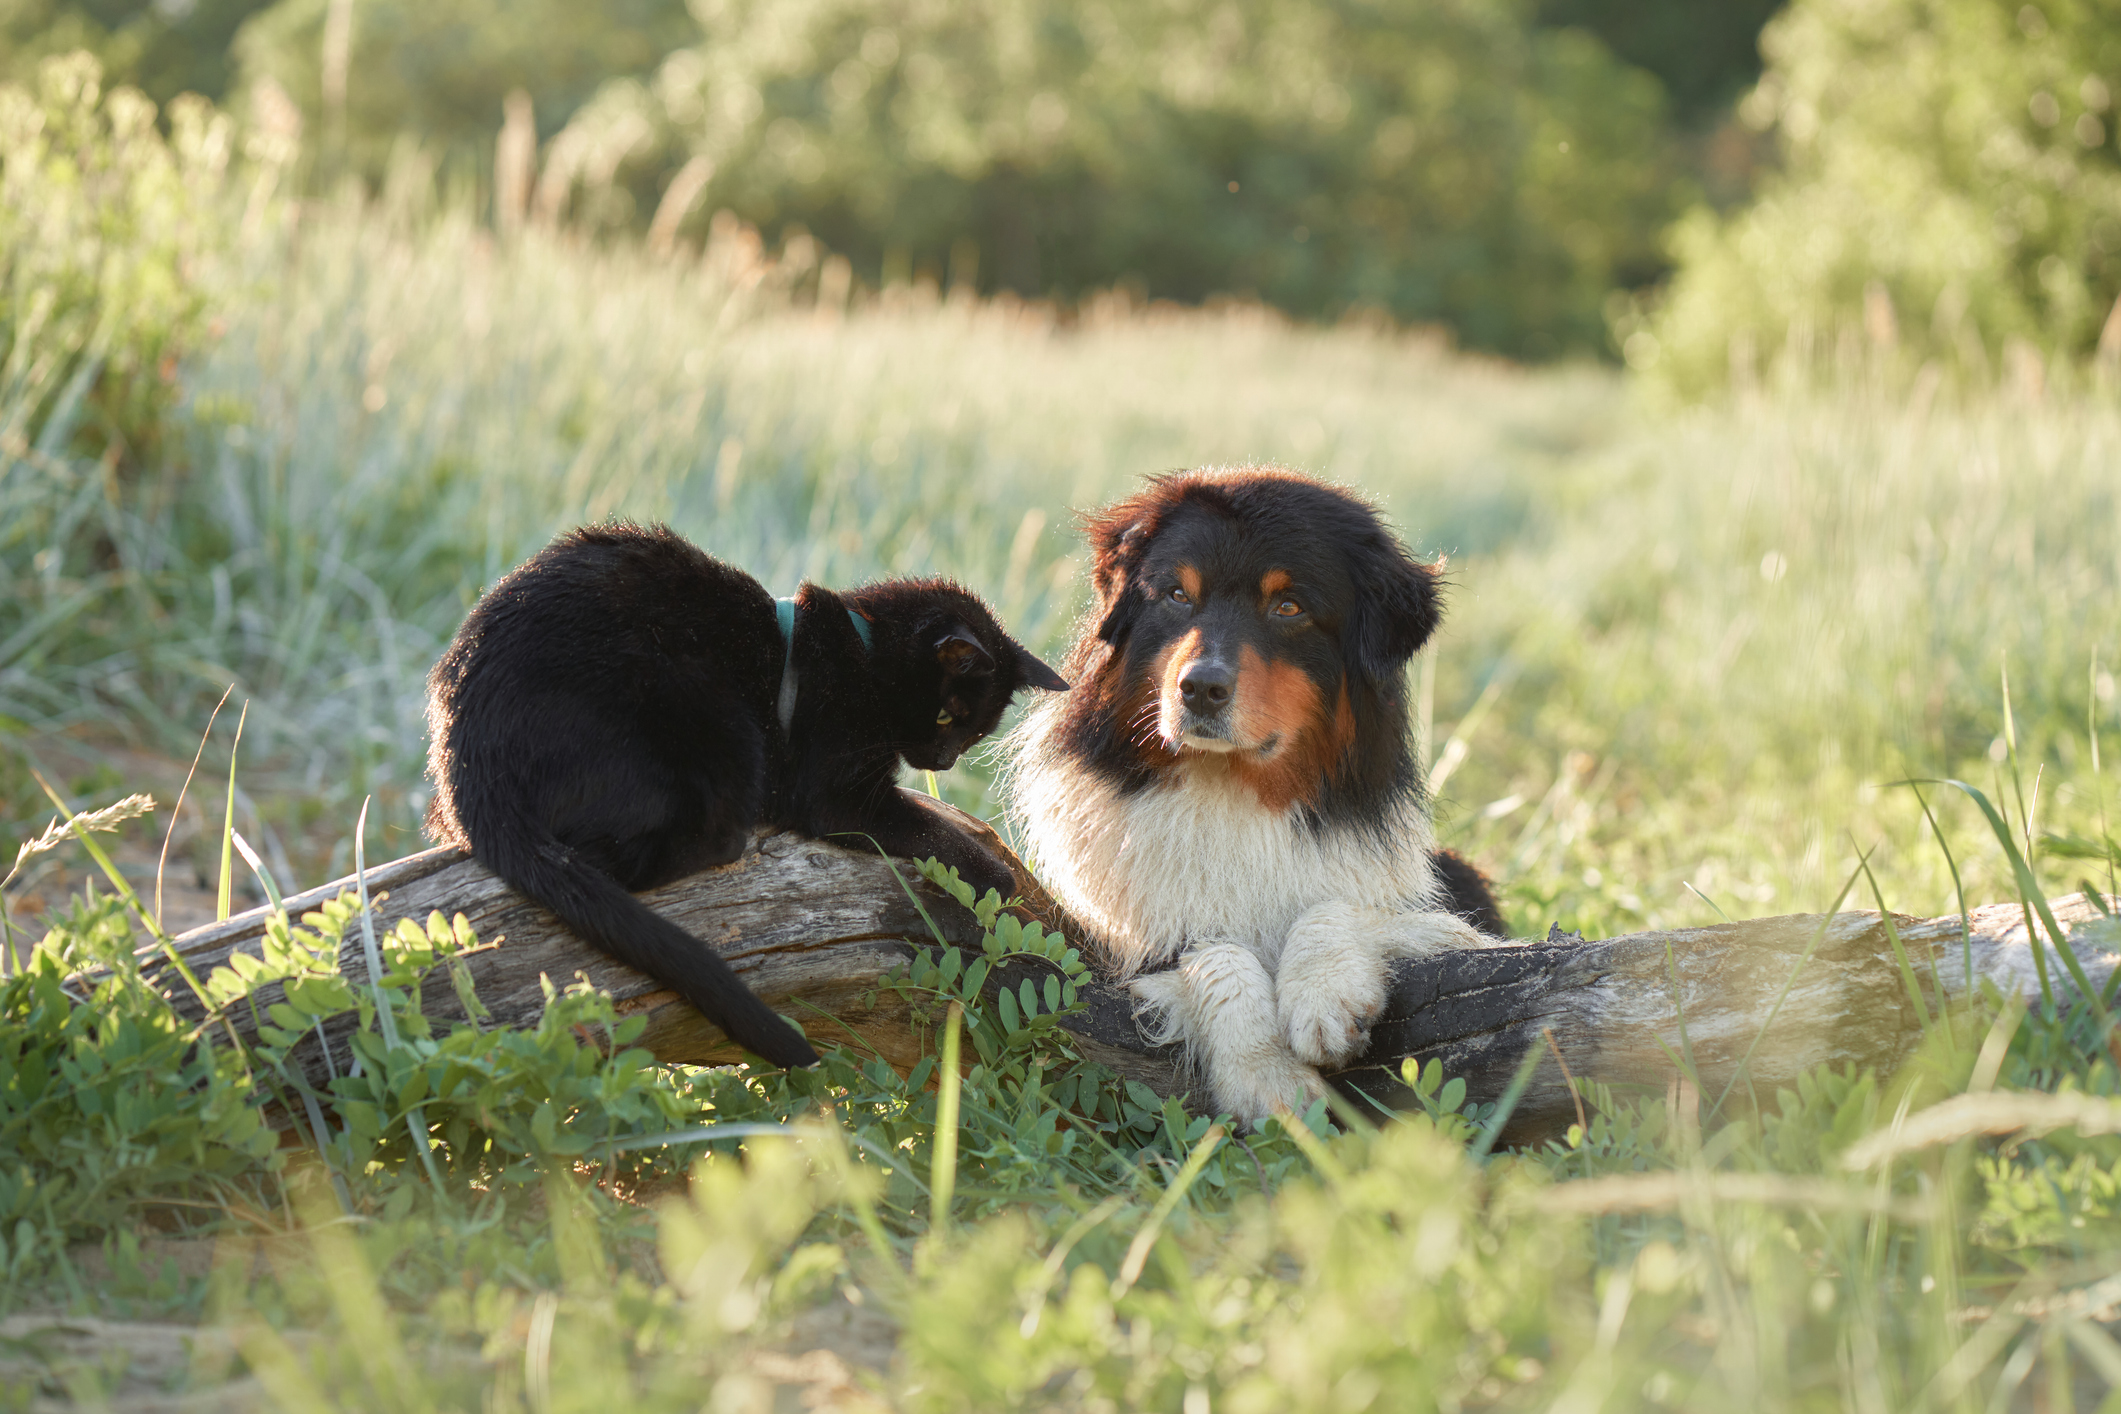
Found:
[529,0,1677,357]
[1652,0,2121,389]
[11,0,1736,359]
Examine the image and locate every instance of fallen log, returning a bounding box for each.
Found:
[147,795,2121,1144]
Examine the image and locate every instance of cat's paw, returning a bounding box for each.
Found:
[930,831,1015,902]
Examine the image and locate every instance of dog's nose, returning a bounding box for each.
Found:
[1179,660,1233,712]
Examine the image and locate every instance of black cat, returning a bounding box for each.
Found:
[424,521,1068,1069]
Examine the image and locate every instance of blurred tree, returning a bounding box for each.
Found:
[229,0,694,165]
[1,0,271,100]
[1534,0,1782,126]
[1653,0,2121,390]
[563,0,1680,357]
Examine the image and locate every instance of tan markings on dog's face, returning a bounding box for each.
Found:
[1332,680,1357,759]
[1217,662,1351,813]
[1259,569,1292,601]
[1153,627,1204,747]
[1175,563,1203,603]
[1227,646,1319,754]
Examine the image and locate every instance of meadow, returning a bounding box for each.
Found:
[6,81,2121,1411]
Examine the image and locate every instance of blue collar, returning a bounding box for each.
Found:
[775,596,873,651]
[775,595,872,733]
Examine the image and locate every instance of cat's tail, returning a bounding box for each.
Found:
[473,825,821,1070]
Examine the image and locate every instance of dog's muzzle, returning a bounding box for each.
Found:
[1173,656,1241,752]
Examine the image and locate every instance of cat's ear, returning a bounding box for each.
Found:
[935,625,996,677]
[1013,644,1069,692]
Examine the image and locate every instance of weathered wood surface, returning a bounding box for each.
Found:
[148,795,2121,1144]
[152,799,1181,1097]
[1354,896,2121,1144]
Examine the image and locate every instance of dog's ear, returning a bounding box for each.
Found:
[1094,588,1145,646]
[1084,504,1157,646]
[1086,513,1150,603]
[1344,543,1441,679]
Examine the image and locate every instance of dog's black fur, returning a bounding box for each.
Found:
[425,522,1067,1068]
[1428,847,1507,938]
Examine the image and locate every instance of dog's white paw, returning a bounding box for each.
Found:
[1278,961,1385,1066]
[1212,1049,1325,1124]
[1276,901,1390,1066]
[1126,969,1190,1047]
[1126,942,1325,1124]
[1389,909,1492,955]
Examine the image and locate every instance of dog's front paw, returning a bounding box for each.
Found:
[1213,1050,1326,1125]
[1276,901,1390,1067]
[1279,969,1384,1066]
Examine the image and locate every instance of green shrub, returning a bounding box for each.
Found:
[547,0,1677,357]
[0,51,236,468]
[229,0,694,170]
[1652,0,2121,391]
[0,0,271,104]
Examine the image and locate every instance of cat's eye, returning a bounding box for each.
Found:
[936,709,954,725]
[1273,598,1304,617]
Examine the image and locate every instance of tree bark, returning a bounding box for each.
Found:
[147,796,2121,1144]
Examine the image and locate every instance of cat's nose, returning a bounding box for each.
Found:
[1178,659,1233,712]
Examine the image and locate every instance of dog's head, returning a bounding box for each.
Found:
[1068,467,1438,810]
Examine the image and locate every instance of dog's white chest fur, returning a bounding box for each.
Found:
[1011,726,1486,1120]
[1014,753,1440,976]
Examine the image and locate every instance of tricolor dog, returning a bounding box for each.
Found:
[1008,468,1502,1120]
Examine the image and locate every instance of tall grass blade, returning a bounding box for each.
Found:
[814,1119,910,1288]
[1905,780,1976,992]
[1860,852,1935,1034]
[1278,1105,1348,1183]
[353,797,398,1052]
[230,831,284,913]
[930,1000,963,1234]
[28,770,211,1009]
[1967,995,2027,1094]
[354,795,447,1194]
[1685,880,1736,923]
[157,684,231,932]
[2096,656,2117,900]
[1110,1122,1224,1297]
[1469,1043,1545,1161]
[216,699,249,923]
[1934,779,2105,1022]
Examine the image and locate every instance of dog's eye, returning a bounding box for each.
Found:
[1169,586,1191,605]
[1273,598,1304,618]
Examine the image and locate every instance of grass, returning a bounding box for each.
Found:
[5,86,2121,1411]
